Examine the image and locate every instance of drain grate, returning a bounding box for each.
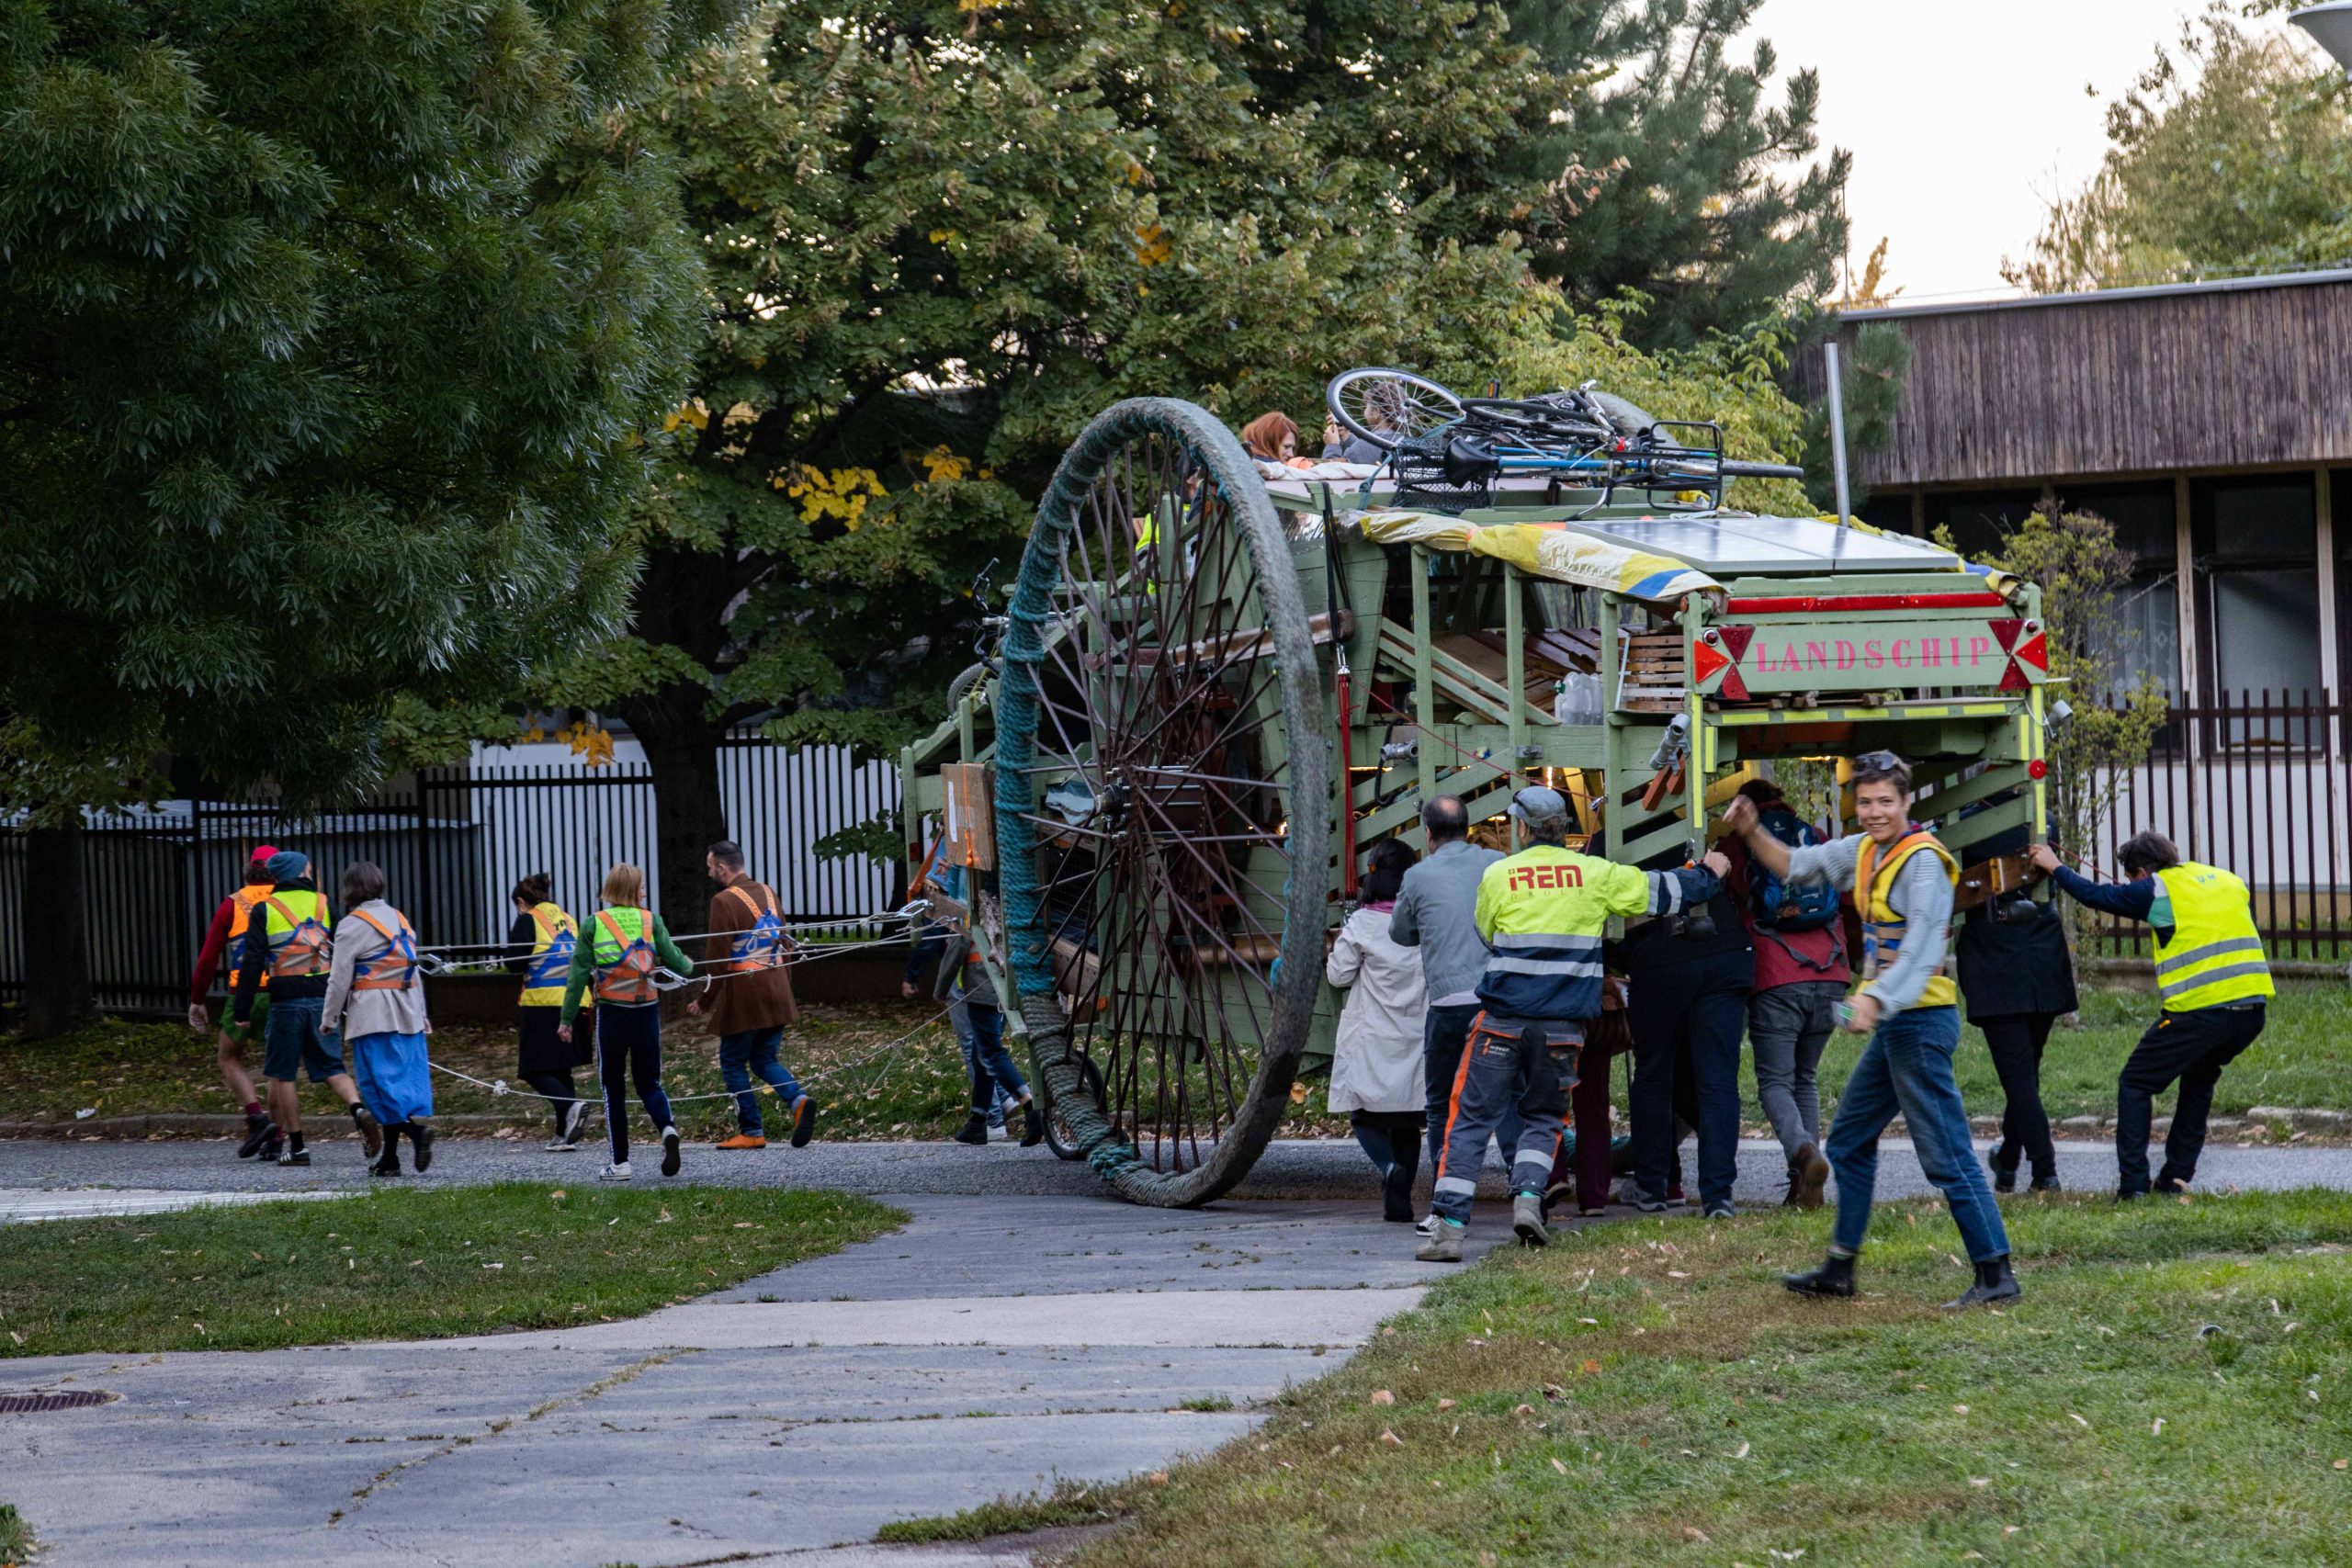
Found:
[0,1390,114,1414]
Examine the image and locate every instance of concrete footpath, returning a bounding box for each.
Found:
[4,1136,2352,1566]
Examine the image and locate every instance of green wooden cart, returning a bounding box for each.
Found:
[900,392,2053,1207]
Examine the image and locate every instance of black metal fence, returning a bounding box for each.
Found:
[2077,690,2352,963]
[0,742,899,1014]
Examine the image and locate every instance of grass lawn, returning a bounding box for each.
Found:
[1062,1191,2352,1566]
[0,1183,900,1358]
[0,1502,28,1565]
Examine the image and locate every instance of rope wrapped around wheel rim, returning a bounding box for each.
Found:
[994,398,1333,1208]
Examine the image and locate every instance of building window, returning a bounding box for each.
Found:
[1921,490,2041,562]
[2193,476,2320,749]
[2056,481,2179,704]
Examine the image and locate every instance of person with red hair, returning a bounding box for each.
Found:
[1238,412,1300,464]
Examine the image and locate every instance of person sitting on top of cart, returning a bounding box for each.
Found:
[1418,785,1727,1263]
[1722,751,2019,1310]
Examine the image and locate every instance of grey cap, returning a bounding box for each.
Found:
[1508,785,1569,837]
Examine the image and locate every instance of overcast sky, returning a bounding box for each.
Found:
[1738,0,2272,301]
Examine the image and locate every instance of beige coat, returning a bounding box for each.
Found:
[321,901,431,1040]
[1324,904,1428,1113]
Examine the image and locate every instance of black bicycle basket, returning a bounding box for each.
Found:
[1388,431,1498,513]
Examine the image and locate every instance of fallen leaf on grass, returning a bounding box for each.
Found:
[2334,1460,2348,1471]
[1952,1404,1969,1415]
[1969,1477,1989,1487]
[1380,1428,1403,1448]
[2153,1418,2165,1436]
[1512,1404,1536,1416]
[2068,1413,2090,1428]
[1438,1398,1458,1412]
[1370,1389,1394,1405]
[1551,1457,1568,1474]
[1147,1472,1169,1486]
[1733,1441,1750,1459]
[1581,1359,1601,1374]
[1681,1526,1710,1542]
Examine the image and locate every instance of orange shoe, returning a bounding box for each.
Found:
[714,1132,767,1150]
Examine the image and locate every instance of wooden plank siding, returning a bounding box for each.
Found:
[1795,271,2352,489]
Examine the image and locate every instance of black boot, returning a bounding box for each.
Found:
[370,1127,402,1178]
[238,1112,277,1159]
[2029,1173,2061,1193]
[952,1112,989,1146]
[409,1117,435,1173]
[1988,1144,2018,1194]
[1017,1098,1046,1148]
[1942,1255,2021,1310]
[1783,1251,1857,1298]
[1383,1161,1418,1224]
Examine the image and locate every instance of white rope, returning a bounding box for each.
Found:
[422,1001,962,1110]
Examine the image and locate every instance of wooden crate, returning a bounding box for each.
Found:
[941,761,995,871]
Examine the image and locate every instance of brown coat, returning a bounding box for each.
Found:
[702,874,798,1035]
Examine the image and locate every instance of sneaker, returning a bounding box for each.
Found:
[238,1114,277,1159]
[788,1095,818,1149]
[599,1161,632,1182]
[277,1144,311,1168]
[1542,1180,1574,1223]
[561,1098,592,1146]
[1783,1252,1857,1298]
[1636,1192,1670,1214]
[2029,1175,2063,1193]
[351,1105,383,1161]
[952,1112,989,1146]
[660,1126,683,1178]
[1414,1213,1439,1240]
[715,1132,768,1150]
[259,1131,285,1163]
[1940,1257,2021,1310]
[1666,1181,1686,1206]
[1416,1222,1465,1263]
[1791,1143,1830,1210]
[1702,1201,1735,1220]
[545,1136,577,1153]
[409,1119,434,1174]
[1512,1191,1549,1248]
[1989,1159,2018,1195]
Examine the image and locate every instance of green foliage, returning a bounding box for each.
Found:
[1505,0,1852,350]
[2003,6,2352,292]
[1939,509,2169,880]
[0,0,742,812]
[1798,318,1911,513]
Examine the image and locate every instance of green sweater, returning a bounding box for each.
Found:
[560,908,694,1022]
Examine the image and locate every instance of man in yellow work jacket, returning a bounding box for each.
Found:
[2030,831,2270,1199]
[1417,785,1726,1262]
[1725,751,2018,1309]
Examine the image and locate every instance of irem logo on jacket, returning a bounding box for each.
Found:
[1506,863,1586,892]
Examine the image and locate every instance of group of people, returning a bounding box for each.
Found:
[188,840,822,1181]
[1321,751,2273,1307]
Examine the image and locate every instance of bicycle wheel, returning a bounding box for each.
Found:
[1326,367,1463,451]
[994,398,1331,1208]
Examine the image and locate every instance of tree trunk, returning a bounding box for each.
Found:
[19,819,96,1039]
[637,723,730,946]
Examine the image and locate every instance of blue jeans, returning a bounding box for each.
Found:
[719,1027,805,1135]
[949,998,1010,1126]
[1826,1005,2010,1263]
[262,995,344,1084]
[964,1000,1028,1113]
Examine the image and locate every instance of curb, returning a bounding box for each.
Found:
[0,1113,526,1140]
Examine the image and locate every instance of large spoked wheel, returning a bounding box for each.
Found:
[1326,367,1463,450]
[994,399,1332,1208]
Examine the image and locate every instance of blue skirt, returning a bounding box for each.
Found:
[350,1030,435,1125]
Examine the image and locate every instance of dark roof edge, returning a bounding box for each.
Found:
[1838,265,2352,323]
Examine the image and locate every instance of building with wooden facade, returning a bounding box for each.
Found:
[1809,269,2352,946]
[1814,266,2352,714]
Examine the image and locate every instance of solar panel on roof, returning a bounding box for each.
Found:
[1553,513,1961,574]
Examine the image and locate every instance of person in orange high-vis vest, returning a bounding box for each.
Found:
[690,840,818,1152]
[1725,752,2018,1312]
[187,844,283,1158]
[560,863,695,1182]
[320,860,436,1178]
[231,850,379,1168]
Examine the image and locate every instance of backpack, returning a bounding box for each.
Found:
[1748,807,1840,932]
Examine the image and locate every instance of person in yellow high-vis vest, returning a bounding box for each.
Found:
[231,850,379,1168]
[2030,831,2270,1199]
[1725,752,2018,1310]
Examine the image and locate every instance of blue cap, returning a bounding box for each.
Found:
[264,850,310,881]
